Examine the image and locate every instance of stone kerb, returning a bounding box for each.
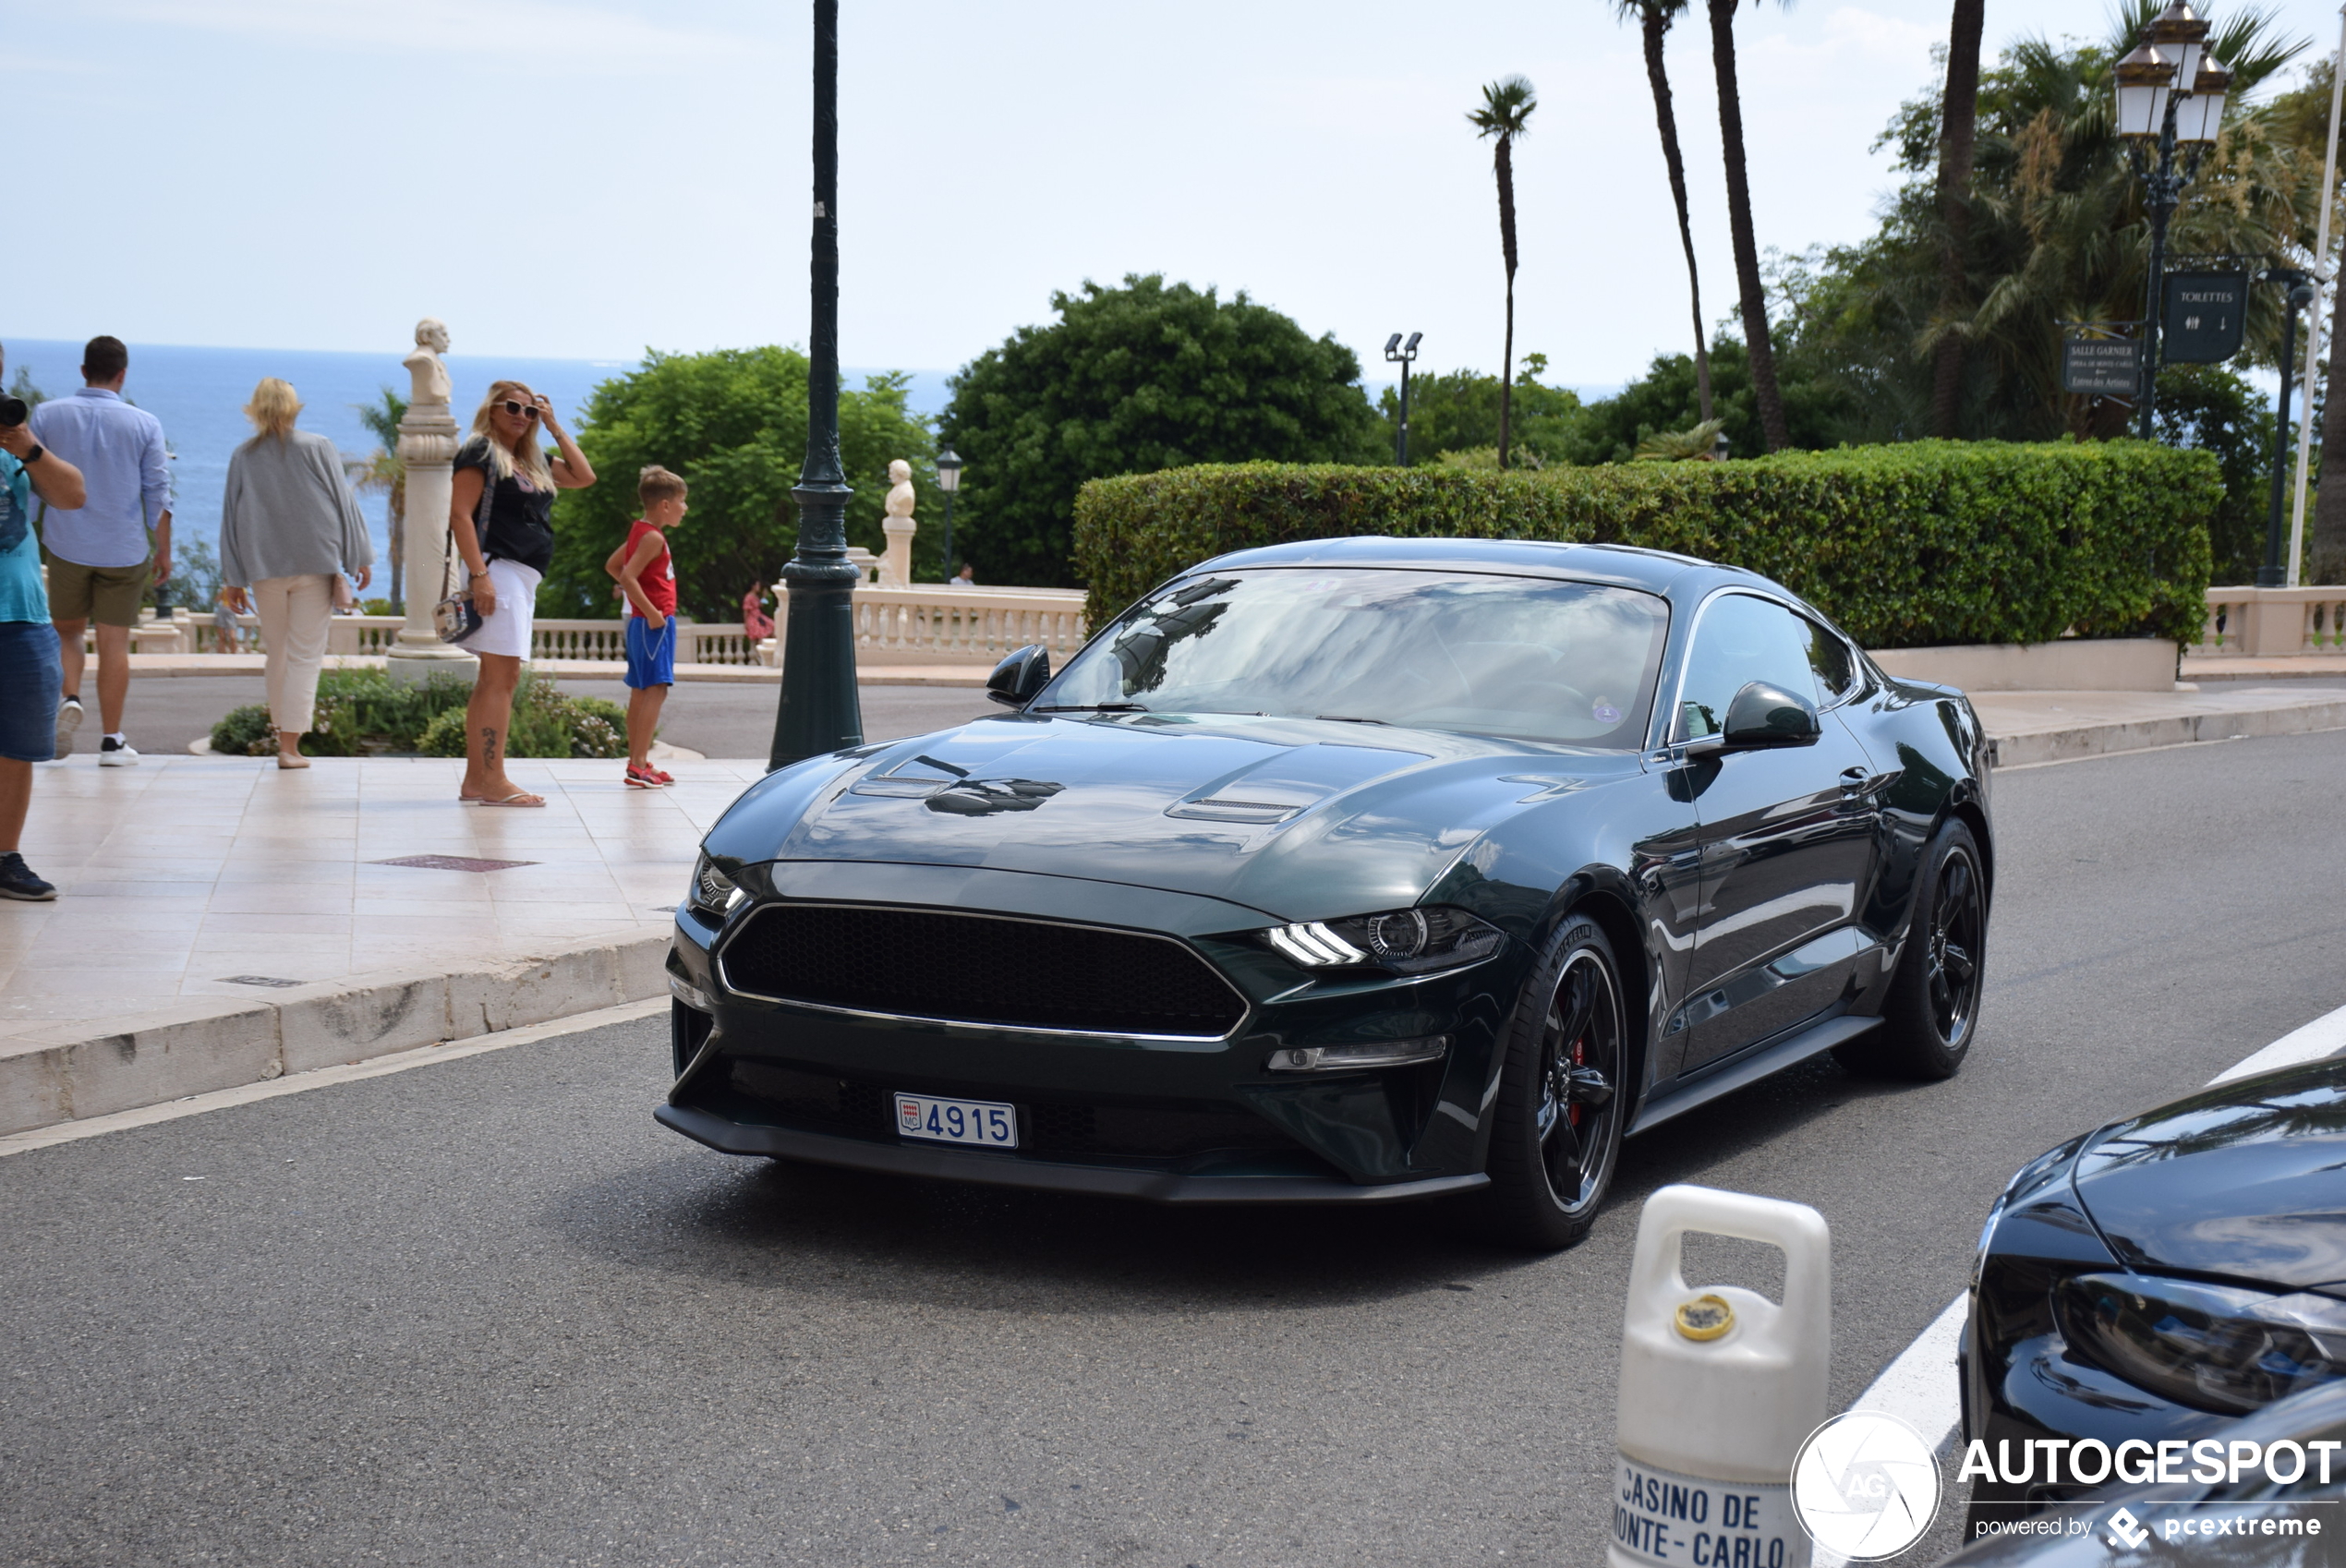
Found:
[0,931,672,1139]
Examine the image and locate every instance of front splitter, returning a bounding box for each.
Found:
[655,1104,1489,1205]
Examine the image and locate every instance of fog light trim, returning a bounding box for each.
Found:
[1266,1037,1448,1072]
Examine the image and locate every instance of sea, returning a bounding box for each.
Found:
[0,338,952,579]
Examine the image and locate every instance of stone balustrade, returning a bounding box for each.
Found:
[2196,586,2346,657]
[139,584,1091,669]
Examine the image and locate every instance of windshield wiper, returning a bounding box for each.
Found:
[1315,714,1389,725]
[1033,702,1149,713]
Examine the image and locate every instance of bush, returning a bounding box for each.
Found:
[1071,440,2219,649]
[209,669,624,758]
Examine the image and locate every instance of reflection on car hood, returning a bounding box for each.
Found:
[719,713,1640,923]
[2072,1055,2346,1294]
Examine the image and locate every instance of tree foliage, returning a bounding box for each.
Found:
[538,348,936,618]
[1376,355,1585,466]
[941,274,1384,587]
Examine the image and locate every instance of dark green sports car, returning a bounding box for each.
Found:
[659,537,1992,1247]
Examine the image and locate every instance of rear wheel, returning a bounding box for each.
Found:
[1477,913,1628,1250]
[1836,818,1986,1080]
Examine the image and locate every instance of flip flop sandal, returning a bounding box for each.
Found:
[477,790,546,808]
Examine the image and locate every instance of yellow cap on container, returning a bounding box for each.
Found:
[1674,1293,1735,1341]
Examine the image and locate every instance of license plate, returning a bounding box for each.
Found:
[894,1092,1019,1148]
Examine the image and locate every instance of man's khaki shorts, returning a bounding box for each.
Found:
[42,548,152,628]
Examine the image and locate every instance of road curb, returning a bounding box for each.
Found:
[1985,694,2346,767]
[0,932,671,1139]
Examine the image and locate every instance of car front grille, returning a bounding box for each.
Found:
[720,1059,1295,1161]
[718,903,1248,1038]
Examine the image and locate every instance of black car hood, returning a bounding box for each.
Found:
[2071,1055,2346,1294]
[716,713,1642,923]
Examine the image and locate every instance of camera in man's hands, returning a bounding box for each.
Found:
[0,397,27,428]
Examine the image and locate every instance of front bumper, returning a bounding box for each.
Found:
[656,1102,1490,1204]
[660,862,1524,1200]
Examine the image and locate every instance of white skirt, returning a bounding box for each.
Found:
[469,559,541,659]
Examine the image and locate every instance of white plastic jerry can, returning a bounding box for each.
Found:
[1608,1184,1831,1568]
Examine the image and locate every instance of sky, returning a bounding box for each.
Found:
[6,0,2345,397]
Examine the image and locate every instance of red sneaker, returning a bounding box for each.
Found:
[624,765,664,790]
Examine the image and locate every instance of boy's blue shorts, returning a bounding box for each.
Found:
[624,615,675,689]
[0,621,60,762]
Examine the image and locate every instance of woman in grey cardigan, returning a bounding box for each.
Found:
[219,378,374,769]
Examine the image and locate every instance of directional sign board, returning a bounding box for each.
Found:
[2161,272,2249,363]
[2061,336,2142,396]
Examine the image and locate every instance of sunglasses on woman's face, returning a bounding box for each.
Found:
[501,400,540,420]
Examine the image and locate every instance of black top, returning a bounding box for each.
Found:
[454,437,555,574]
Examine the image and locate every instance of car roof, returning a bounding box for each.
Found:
[1188,536,1772,605]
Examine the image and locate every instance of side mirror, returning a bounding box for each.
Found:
[1720,681,1821,749]
[986,645,1051,708]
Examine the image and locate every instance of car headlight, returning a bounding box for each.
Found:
[1262,906,1504,975]
[686,853,744,921]
[2055,1272,2346,1416]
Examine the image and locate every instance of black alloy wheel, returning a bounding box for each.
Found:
[1837,817,1987,1080]
[1478,913,1627,1249]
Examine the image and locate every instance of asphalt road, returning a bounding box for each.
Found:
[6,730,2346,1568]
[113,675,995,759]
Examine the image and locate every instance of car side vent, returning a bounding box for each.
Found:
[720,904,1248,1039]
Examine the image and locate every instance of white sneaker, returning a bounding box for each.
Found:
[98,735,139,766]
[54,696,82,757]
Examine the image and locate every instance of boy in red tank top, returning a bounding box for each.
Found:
[603,465,687,788]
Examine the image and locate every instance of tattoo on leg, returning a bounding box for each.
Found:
[481,727,501,769]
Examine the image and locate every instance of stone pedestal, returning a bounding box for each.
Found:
[880,517,915,586]
[384,404,476,684]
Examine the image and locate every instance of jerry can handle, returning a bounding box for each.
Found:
[1627,1184,1831,1343]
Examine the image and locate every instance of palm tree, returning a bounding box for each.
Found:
[1469,76,1538,468]
[1932,0,1987,437]
[1613,0,1713,423]
[1708,0,1791,451]
[352,387,407,611]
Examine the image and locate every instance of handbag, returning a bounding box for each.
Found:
[432,466,494,645]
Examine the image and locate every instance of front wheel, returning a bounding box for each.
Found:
[1476,913,1629,1250]
[1836,818,1987,1080]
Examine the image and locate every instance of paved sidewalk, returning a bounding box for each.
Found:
[1,754,748,1042]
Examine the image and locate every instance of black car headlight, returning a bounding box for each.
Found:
[1262,906,1504,975]
[2055,1272,2346,1416]
[686,853,744,921]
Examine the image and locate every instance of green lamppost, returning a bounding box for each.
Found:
[769,0,863,771]
[934,445,963,583]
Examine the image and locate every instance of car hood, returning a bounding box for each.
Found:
[2071,1055,2346,1295]
[707,712,1643,923]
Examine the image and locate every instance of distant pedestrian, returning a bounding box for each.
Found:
[449,381,596,807]
[27,335,171,765]
[952,562,974,586]
[0,342,91,899]
[742,581,773,641]
[604,465,688,789]
[216,378,375,770]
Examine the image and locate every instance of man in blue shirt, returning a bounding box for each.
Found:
[0,342,91,900]
[28,335,171,765]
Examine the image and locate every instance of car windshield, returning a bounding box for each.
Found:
[1038,568,1670,747]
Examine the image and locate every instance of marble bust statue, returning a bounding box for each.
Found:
[402,318,452,409]
[884,459,915,519]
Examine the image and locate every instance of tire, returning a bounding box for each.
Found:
[1475,912,1630,1250]
[1835,818,1987,1080]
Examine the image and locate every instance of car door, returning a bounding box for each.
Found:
[1673,592,1885,1073]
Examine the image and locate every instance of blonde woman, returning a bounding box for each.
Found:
[218,378,374,770]
[449,381,595,806]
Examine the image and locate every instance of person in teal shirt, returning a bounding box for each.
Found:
[0,344,91,900]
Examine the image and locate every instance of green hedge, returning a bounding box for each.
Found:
[209,669,626,759]
[1071,440,2219,649]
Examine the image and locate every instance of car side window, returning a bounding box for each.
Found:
[1801,616,1858,704]
[1675,594,1820,740]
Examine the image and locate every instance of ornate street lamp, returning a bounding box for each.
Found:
[768,0,863,771]
[2118,3,2231,440]
[934,444,963,584]
[1383,332,1421,464]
